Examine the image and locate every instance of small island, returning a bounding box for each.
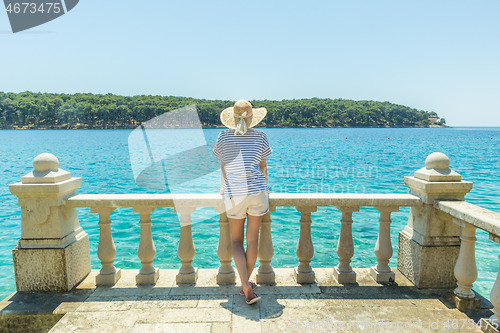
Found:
[0,92,446,129]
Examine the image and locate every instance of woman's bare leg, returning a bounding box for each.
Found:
[228,217,254,297]
[245,214,263,278]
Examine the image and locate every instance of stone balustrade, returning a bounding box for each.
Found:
[8,151,500,328]
[434,200,500,328]
[63,192,421,287]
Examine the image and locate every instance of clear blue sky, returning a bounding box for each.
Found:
[1,1,499,126]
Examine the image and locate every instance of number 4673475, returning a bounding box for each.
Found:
[5,2,62,14]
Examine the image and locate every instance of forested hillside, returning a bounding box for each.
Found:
[0,92,445,129]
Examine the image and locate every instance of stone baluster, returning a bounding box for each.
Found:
[257,207,276,285]
[488,254,500,327]
[294,206,317,284]
[216,211,235,284]
[134,206,159,285]
[176,207,198,284]
[447,219,480,310]
[333,206,359,283]
[453,222,478,298]
[370,206,399,283]
[91,207,121,286]
[479,235,500,330]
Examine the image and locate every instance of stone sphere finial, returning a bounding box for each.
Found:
[425,152,450,170]
[33,153,59,172]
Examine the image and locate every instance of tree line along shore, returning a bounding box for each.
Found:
[0,92,445,129]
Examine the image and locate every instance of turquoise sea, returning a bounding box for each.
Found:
[0,128,498,300]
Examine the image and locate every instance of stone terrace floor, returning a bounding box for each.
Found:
[0,268,495,332]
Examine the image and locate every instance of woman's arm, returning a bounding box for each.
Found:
[259,158,269,192]
[220,161,226,195]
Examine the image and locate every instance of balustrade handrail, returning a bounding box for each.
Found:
[64,192,422,208]
[434,200,500,237]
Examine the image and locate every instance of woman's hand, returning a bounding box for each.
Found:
[220,187,224,195]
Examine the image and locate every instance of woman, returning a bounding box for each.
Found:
[213,100,272,305]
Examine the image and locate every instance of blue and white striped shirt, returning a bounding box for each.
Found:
[213,128,272,197]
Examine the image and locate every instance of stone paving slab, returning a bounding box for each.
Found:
[0,268,494,332]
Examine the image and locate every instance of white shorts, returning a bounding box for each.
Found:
[223,191,269,219]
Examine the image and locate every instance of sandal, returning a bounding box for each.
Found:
[239,281,257,295]
[245,291,261,305]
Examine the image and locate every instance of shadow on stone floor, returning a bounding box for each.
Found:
[0,268,495,332]
[0,313,63,333]
[0,289,92,333]
[1,284,492,320]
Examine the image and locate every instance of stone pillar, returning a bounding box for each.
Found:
[488,255,500,326]
[398,152,473,288]
[480,235,500,331]
[453,222,478,298]
[135,206,159,285]
[216,212,235,285]
[370,206,399,283]
[92,207,121,286]
[450,220,480,310]
[9,153,91,291]
[257,208,276,285]
[333,206,359,284]
[176,207,198,284]
[294,206,317,284]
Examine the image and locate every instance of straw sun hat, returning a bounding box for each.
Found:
[220,100,267,135]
